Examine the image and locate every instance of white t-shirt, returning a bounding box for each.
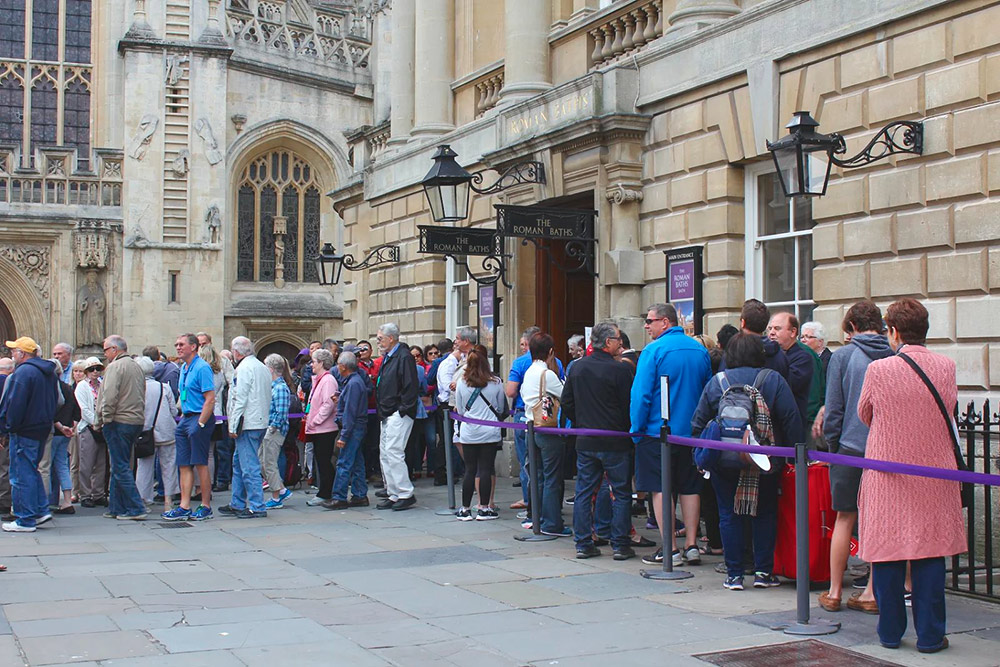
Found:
[519,359,563,422]
[454,376,506,444]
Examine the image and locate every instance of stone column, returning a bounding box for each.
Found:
[498,0,552,107]
[410,0,454,138]
[387,0,414,145]
[605,184,646,347]
[667,0,740,35]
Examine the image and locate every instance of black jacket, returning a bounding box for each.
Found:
[53,381,81,432]
[784,341,815,425]
[561,349,633,452]
[375,343,419,420]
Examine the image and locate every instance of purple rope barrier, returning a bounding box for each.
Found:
[809,449,1000,488]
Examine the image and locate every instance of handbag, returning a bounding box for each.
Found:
[898,353,973,508]
[531,370,560,428]
[134,383,163,459]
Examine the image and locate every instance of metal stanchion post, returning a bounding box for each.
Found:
[515,422,556,542]
[434,408,458,516]
[641,420,691,580]
[781,441,839,635]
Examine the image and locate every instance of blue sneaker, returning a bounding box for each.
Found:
[540,527,573,537]
[190,505,213,521]
[264,498,284,510]
[162,506,192,521]
[724,575,745,591]
[753,572,781,588]
[278,488,293,503]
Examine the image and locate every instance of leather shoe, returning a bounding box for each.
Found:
[392,496,416,511]
[847,592,879,614]
[613,546,637,561]
[818,592,842,612]
[576,546,601,559]
[94,497,108,507]
[509,500,528,510]
[0,513,13,522]
[632,535,656,548]
[918,637,949,654]
[322,499,350,510]
[376,498,396,510]
[592,537,610,547]
[375,489,389,499]
[81,498,95,509]
[212,484,229,493]
[349,496,370,507]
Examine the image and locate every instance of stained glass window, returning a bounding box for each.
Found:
[0,1,25,59]
[30,73,57,146]
[65,1,92,64]
[64,76,90,169]
[31,0,59,61]
[0,73,24,143]
[236,149,325,283]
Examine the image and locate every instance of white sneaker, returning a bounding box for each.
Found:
[456,507,474,521]
[2,521,35,532]
[306,497,326,507]
[36,513,53,526]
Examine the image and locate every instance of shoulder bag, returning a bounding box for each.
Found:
[531,370,560,428]
[898,353,972,508]
[134,383,162,459]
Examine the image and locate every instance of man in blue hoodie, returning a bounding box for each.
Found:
[631,303,712,567]
[0,337,58,532]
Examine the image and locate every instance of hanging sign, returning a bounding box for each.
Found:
[664,246,704,335]
[495,205,596,241]
[418,226,500,257]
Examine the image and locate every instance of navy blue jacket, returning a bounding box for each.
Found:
[153,360,180,400]
[783,341,815,425]
[337,370,369,443]
[691,365,804,447]
[0,357,60,441]
[720,335,789,378]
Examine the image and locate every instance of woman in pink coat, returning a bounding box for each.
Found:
[305,349,339,506]
[857,298,966,654]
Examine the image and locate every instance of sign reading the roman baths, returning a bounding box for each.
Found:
[500,82,595,143]
[418,226,500,257]
[495,205,596,241]
[665,246,704,336]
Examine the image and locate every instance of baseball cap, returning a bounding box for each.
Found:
[5,337,39,354]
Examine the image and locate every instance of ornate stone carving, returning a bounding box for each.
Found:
[74,228,111,270]
[194,118,223,165]
[171,149,191,176]
[128,114,159,160]
[77,269,106,347]
[165,55,187,85]
[231,113,247,133]
[273,215,287,288]
[0,245,50,300]
[606,183,644,205]
[205,204,222,244]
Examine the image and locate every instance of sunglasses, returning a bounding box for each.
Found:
[644,317,666,325]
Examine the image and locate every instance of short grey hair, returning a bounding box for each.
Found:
[647,303,678,326]
[135,356,155,377]
[48,358,63,375]
[312,348,334,369]
[323,337,339,351]
[264,353,287,374]
[801,321,827,343]
[520,326,540,342]
[337,351,358,372]
[54,342,73,355]
[455,326,477,344]
[378,322,400,340]
[231,336,254,357]
[0,358,13,373]
[590,323,619,350]
[106,335,128,352]
[568,334,585,348]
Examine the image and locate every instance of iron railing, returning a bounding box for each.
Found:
[950,399,999,601]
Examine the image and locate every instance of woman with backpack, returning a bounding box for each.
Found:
[453,345,507,521]
[691,333,803,591]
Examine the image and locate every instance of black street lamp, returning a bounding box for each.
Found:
[420,144,545,223]
[313,242,400,286]
[766,111,923,198]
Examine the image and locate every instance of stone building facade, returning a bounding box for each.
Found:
[0,0,375,359]
[331,0,1000,399]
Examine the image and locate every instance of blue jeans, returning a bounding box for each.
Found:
[573,450,632,550]
[9,434,44,526]
[711,468,778,577]
[331,427,368,502]
[534,431,566,533]
[594,476,612,540]
[231,429,266,512]
[48,434,72,506]
[873,557,947,650]
[104,422,146,517]
[514,409,529,502]
[214,437,234,486]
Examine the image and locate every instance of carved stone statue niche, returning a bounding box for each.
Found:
[273,215,287,288]
[78,269,106,347]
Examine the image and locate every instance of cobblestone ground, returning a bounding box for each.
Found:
[0,478,997,666]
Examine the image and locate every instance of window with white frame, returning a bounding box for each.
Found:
[445,256,471,336]
[745,165,815,322]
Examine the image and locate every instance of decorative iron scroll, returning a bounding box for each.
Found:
[830,121,923,169]
[470,161,545,195]
[341,243,400,271]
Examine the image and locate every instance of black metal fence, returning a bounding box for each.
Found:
[950,399,999,602]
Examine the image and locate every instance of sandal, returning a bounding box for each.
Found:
[698,545,723,556]
[0,564,7,572]
[847,592,879,614]
[818,591,841,612]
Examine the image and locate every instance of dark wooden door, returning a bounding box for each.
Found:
[534,239,594,367]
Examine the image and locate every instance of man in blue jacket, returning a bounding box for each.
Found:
[0,337,58,532]
[767,312,813,426]
[323,351,370,510]
[630,304,712,567]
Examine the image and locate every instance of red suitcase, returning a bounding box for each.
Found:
[773,462,834,582]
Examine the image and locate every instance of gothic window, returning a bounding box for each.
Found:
[236,149,324,284]
[1,1,92,170]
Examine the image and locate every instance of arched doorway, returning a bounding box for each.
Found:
[258,340,300,364]
[0,298,14,353]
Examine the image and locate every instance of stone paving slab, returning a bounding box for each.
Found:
[20,629,162,665]
[293,543,506,575]
[275,595,413,626]
[9,613,118,638]
[232,640,391,667]
[464,581,587,608]
[149,617,335,653]
[332,617,461,648]
[425,608,571,636]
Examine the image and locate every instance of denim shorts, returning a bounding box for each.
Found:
[634,436,702,495]
[175,415,213,467]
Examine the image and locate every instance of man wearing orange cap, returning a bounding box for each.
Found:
[0,337,59,531]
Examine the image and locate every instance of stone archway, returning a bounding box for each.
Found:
[258,340,300,363]
[0,298,15,345]
[0,254,49,350]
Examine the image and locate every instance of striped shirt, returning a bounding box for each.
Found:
[269,378,291,435]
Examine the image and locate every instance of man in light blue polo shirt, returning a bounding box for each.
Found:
[505,326,564,509]
[164,333,216,521]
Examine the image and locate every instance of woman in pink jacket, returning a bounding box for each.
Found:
[857,298,966,654]
[305,349,339,506]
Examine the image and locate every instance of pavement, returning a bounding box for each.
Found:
[0,478,998,666]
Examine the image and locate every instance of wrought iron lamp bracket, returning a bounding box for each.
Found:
[447,253,513,290]
[519,237,598,278]
[829,121,923,169]
[470,162,546,195]
[341,243,400,272]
